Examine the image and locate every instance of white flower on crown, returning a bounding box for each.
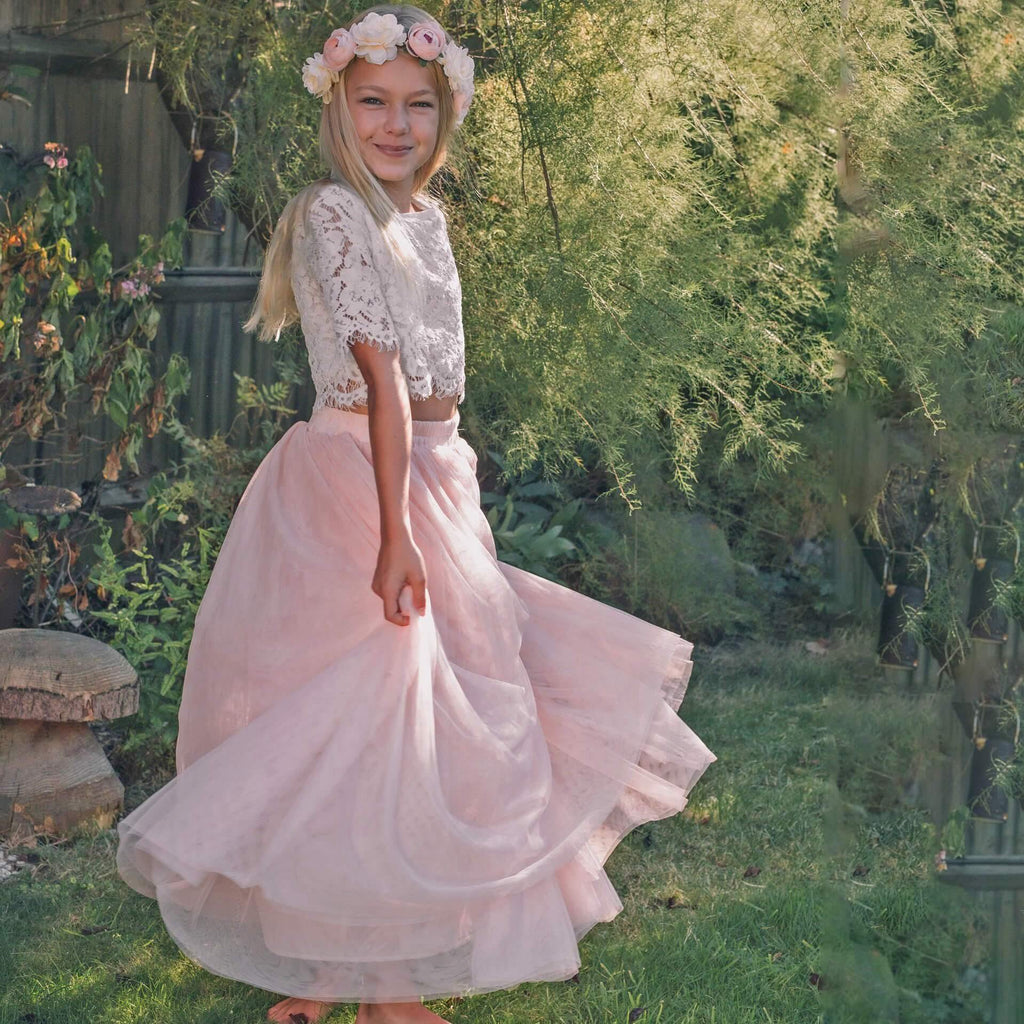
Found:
[350,11,408,65]
[301,52,337,101]
[438,41,475,125]
[438,41,474,93]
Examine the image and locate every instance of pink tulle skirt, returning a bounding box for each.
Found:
[115,406,716,1003]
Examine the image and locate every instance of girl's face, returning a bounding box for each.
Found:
[345,50,441,204]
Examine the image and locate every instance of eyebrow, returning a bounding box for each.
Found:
[353,85,437,97]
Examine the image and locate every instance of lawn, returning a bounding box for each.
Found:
[0,629,989,1024]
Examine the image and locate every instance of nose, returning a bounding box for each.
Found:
[384,104,410,136]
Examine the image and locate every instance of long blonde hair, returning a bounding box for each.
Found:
[244,4,459,341]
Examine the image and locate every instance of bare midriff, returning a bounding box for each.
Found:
[347,393,458,422]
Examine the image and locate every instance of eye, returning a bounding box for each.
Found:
[360,97,384,105]
[413,100,435,108]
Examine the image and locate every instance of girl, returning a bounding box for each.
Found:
[116,7,717,1024]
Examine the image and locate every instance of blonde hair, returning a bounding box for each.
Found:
[244,4,459,341]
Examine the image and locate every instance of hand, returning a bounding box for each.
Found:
[371,534,428,626]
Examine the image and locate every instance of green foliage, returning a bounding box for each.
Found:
[87,520,217,749]
[832,3,1024,435]
[940,805,970,860]
[481,448,584,578]
[0,62,41,109]
[457,0,842,501]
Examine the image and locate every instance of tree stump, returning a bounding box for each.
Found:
[0,628,139,841]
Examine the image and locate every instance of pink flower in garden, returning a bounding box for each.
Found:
[43,142,68,170]
[33,321,60,355]
[406,22,446,61]
[322,28,356,71]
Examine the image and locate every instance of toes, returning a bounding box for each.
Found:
[267,999,334,1024]
[267,999,297,1022]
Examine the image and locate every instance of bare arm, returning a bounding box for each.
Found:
[350,337,427,626]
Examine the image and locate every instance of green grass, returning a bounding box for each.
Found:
[0,630,990,1024]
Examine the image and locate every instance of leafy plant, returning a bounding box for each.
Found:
[87,517,218,749]
[0,141,188,480]
[0,62,40,110]
[481,449,582,579]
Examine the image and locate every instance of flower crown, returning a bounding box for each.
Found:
[301,12,474,127]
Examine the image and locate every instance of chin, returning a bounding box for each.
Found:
[370,168,410,184]
[364,155,415,178]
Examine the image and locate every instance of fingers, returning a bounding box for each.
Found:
[402,576,428,618]
[384,585,410,627]
[383,581,426,627]
[373,542,427,626]
[411,577,427,617]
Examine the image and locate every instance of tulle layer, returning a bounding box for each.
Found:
[115,407,716,1002]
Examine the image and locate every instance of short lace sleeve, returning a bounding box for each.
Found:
[303,186,400,352]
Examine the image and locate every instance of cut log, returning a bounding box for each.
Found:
[2,485,81,517]
[0,720,124,840]
[0,629,138,721]
[0,628,140,839]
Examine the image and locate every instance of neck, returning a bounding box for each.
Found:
[381,179,414,214]
[327,170,417,213]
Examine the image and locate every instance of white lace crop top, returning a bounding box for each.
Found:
[290,180,466,412]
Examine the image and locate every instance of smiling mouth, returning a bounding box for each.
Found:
[375,144,413,156]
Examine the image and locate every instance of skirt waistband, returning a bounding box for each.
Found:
[307,406,461,446]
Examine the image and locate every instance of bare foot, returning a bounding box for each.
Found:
[355,1002,452,1024]
[267,996,338,1022]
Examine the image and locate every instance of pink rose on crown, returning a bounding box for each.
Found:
[322,28,356,71]
[350,12,407,65]
[406,22,445,61]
